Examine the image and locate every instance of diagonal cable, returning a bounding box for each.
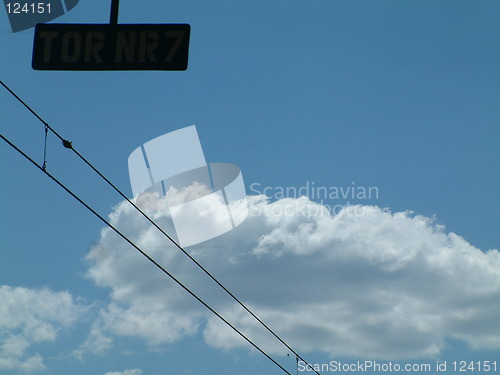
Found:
[0,132,292,375]
[0,80,320,374]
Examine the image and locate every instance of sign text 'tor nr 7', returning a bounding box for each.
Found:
[32,23,190,71]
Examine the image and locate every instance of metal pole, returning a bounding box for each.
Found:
[110,0,120,24]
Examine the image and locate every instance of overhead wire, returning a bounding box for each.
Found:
[42,124,48,170]
[0,80,319,374]
[0,132,293,375]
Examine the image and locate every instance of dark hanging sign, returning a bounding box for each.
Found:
[32,23,190,71]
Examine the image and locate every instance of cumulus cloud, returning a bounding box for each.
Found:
[83,194,500,359]
[104,369,142,375]
[73,321,113,360]
[0,285,85,372]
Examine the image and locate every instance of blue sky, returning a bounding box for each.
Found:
[1,1,499,375]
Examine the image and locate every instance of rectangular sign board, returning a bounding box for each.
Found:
[32,23,190,70]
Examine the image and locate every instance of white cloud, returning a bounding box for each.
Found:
[104,369,142,375]
[0,285,85,372]
[84,194,500,359]
[73,321,113,360]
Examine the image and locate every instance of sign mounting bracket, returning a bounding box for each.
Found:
[110,0,120,24]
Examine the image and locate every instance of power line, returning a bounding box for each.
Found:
[0,80,320,375]
[0,132,292,375]
[41,123,48,170]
